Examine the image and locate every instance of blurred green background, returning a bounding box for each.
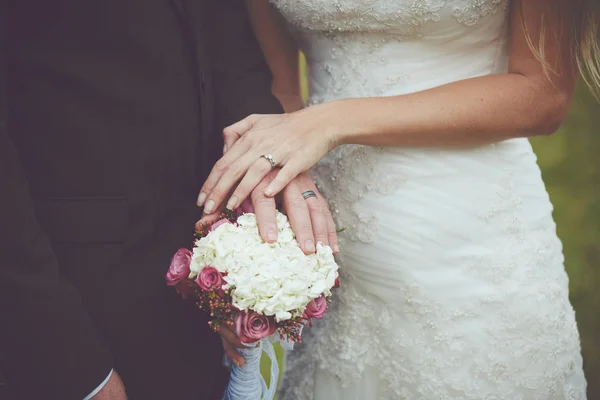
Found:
[263,59,600,397]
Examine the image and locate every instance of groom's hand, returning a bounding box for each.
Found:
[253,171,339,255]
[196,171,339,255]
[217,325,246,368]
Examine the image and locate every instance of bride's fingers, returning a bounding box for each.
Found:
[264,162,301,198]
[203,153,260,214]
[197,139,251,209]
[226,158,275,210]
[223,115,256,153]
[222,130,240,155]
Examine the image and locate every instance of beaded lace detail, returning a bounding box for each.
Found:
[271,0,507,35]
[312,146,406,243]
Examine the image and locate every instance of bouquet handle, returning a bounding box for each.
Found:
[222,338,279,400]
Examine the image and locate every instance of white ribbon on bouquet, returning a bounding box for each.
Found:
[222,335,296,400]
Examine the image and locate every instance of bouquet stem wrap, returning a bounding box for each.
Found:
[223,338,279,400]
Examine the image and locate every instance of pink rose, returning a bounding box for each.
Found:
[166,248,192,286]
[235,311,277,343]
[303,296,328,323]
[196,266,225,291]
[239,198,255,214]
[209,218,232,232]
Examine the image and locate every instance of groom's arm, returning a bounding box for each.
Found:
[0,4,114,399]
[203,0,284,130]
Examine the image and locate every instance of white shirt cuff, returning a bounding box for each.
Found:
[83,369,113,400]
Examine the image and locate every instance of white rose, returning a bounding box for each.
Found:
[275,311,292,321]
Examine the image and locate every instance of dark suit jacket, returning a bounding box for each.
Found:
[0,1,282,399]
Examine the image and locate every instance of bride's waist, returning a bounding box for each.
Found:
[313,141,551,210]
[318,140,538,176]
[305,47,507,101]
[307,63,500,101]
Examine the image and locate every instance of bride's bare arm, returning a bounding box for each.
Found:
[329,0,577,147]
[245,0,303,112]
[199,0,580,208]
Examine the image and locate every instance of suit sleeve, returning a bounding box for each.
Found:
[204,0,284,130]
[0,4,114,399]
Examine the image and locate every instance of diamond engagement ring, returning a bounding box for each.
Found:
[302,190,317,200]
[260,154,276,168]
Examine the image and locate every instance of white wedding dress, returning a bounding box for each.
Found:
[269,0,588,399]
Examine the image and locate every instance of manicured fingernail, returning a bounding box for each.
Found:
[223,145,227,154]
[333,244,340,253]
[305,240,315,253]
[226,196,238,210]
[204,200,215,214]
[197,192,207,206]
[268,230,277,242]
[264,186,274,197]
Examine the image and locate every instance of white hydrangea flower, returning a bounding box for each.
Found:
[190,212,339,321]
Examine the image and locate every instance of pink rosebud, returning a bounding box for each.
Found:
[209,218,232,232]
[196,266,225,291]
[235,311,277,343]
[239,198,255,214]
[303,296,328,323]
[166,248,192,286]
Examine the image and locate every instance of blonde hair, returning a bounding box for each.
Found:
[523,0,600,99]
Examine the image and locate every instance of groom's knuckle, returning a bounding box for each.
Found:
[289,196,305,209]
[254,196,272,208]
[300,226,314,238]
[307,200,322,213]
[251,186,266,201]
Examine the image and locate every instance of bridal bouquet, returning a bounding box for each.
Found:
[166,202,339,400]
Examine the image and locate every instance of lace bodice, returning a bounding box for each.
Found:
[271,0,507,35]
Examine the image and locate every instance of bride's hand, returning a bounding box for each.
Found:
[197,106,338,214]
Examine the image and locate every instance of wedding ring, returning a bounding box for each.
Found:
[302,190,317,200]
[260,154,276,169]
